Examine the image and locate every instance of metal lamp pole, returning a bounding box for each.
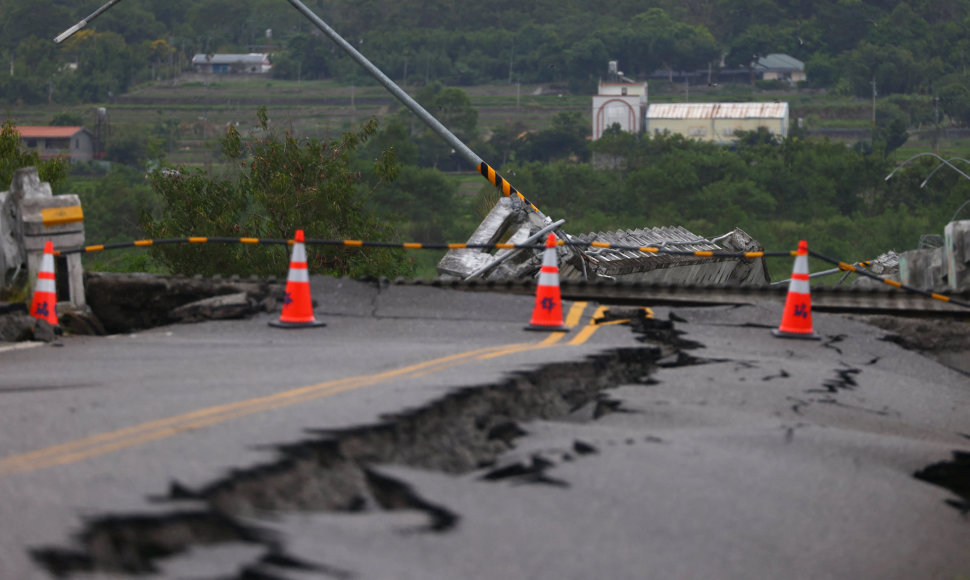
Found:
[53,0,548,221]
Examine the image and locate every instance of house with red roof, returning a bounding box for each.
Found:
[15,126,96,162]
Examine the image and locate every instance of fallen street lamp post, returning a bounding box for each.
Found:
[885,151,970,184]
[52,0,550,223]
[919,157,970,189]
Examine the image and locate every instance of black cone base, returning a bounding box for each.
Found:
[524,324,570,332]
[269,319,327,329]
[771,328,820,340]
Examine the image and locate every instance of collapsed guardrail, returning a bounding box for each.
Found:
[52,235,970,311]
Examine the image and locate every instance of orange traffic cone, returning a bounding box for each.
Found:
[29,240,59,326]
[269,229,326,329]
[772,240,819,340]
[525,233,569,332]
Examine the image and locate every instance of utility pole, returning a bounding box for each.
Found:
[871,76,877,149]
[508,45,514,84]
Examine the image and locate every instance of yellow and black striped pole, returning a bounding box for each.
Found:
[478,162,542,214]
[49,234,970,311]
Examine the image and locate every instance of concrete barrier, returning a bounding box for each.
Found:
[945,220,970,292]
[9,168,87,308]
[899,247,947,291]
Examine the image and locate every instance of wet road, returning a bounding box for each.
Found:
[0,277,968,579]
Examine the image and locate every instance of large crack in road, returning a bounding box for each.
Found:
[32,316,692,578]
[25,311,970,579]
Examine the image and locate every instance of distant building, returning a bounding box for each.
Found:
[15,126,96,162]
[752,54,806,85]
[191,53,272,75]
[645,103,789,143]
[592,80,648,140]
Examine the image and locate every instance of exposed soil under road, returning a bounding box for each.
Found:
[851,314,970,375]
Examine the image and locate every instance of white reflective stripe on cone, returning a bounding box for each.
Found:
[538,271,559,286]
[291,243,307,263]
[542,249,557,267]
[287,268,310,283]
[789,278,811,294]
[35,279,57,293]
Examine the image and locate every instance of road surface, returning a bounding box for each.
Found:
[0,276,968,579]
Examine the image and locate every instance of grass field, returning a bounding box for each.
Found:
[6,74,912,164]
[9,75,963,280]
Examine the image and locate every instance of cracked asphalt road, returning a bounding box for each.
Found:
[1,277,968,579]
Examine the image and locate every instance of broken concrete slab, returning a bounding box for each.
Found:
[945,220,970,291]
[84,272,282,333]
[438,198,770,287]
[900,247,947,291]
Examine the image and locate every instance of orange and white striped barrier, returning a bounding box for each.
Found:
[525,233,569,332]
[29,240,59,326]
[772,240,819,340]
[269,230,326,329]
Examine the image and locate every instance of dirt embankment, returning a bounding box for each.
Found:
[853,315,970,375]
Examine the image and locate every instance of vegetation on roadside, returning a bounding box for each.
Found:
[3,2,969,280]
[3,1,969,120]
[0,119,68,190]
[0,119,69,299]
[141,107,413,278]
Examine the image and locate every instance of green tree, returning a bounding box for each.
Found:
[715,0,785,42]
[50,112,84,126]
[842,41,937,97]
[873,102,910,157]
[70,165,158,244]
[0,119,68,190]
[95,1,166,46]
[274,33,333,80]
[478,120,530,168]
[416,84,478,140]
[413,84,478,170]
[141,109,412,278]
[937,76,970,126]
[365,165,460,243]
[0,1,72,53]
[57,30,137,103]
[563,36,609,88]
[0,35,61,105]
[725,24,793,71]
[105,125,156,168]
[616,9,718,80]
[513,111,590,163]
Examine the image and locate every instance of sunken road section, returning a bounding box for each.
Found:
[32,317,685,577]
[26,310,970,578]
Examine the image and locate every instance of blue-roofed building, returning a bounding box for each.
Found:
[191,54,272,75]
[752,54,806,85]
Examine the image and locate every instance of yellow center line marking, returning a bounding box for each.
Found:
[564,301,587,327]
[478,302,587,359]
[0,301,619,476]
[0,343,514,476]
[477,334,564,360]
[410,342,532,377]
[568,305,609,346]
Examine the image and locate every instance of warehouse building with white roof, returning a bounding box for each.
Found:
[645,102,790,144]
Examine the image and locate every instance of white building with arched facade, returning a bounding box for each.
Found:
[592,80,648,140]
